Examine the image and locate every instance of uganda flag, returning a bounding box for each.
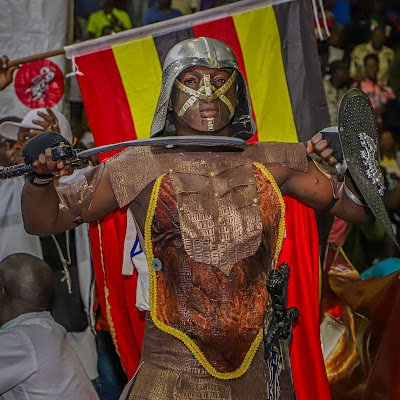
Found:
[66,0,331,399]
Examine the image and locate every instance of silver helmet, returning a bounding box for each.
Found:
[150,37,255,140]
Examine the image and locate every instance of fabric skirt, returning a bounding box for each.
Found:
[128,315,294,400]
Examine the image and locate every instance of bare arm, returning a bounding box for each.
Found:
[281,160,371,224]
[22,148,119,236]
[275,132,372,224]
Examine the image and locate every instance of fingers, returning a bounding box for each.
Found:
[310,131,322,145]
[45,107,57,119]
[33,109,58,132]
[306,140,313,154]
[326,155,338,167]
[0,55,9,69]
[31,119,49,130]
[309,131,338,166]
[32,147,62,176]
[36,111,53,122]
[0,55,17,76]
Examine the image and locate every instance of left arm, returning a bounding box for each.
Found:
[281,159,372,224]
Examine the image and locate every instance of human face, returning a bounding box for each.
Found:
[0,137,18,167]
[371,29,385,51]
[365,58,379,81]
[171,66,238,135]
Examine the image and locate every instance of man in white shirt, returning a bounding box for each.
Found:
[0,110,99,383]
[0,253,99,399]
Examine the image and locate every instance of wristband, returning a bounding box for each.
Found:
[343,178,367,207]
[26,172,54,186]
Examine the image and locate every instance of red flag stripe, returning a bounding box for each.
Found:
[76,49,137,150]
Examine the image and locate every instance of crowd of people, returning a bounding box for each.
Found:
[0,0,400,399]
[318,0,400,268]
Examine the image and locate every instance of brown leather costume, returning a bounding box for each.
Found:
[58,142,308,397]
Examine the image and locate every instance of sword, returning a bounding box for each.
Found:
[0,135,246,180]
[76,135,246,158]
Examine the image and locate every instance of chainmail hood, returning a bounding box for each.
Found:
[150,37,255,140]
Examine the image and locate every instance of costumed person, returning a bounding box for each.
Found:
[19,38,391,399]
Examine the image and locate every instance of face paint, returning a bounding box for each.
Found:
[171,70,238,133]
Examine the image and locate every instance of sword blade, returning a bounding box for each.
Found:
[77,136,246,158]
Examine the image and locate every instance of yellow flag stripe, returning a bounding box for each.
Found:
[233,7,298,143]
[112,37,162,139]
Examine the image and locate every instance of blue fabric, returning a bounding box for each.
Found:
[74,0,100,18]
[143,7,182,25]
[96,331,127,400]
[201,0,216,10]
[360,258,400,279]
[332,1,352,26]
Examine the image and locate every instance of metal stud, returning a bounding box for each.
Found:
[152,258,162,271]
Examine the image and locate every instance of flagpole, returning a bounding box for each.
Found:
[9,48,66,66]
[7,0,295,65]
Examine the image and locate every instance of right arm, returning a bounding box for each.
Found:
[22,148,119,236]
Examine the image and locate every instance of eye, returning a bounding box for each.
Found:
[213,77,227,87]
[182,77,198,87]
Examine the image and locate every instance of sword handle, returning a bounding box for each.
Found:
[321,127,343,163]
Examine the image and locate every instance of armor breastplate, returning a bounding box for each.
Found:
[145,163,285,380]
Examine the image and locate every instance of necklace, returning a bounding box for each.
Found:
[51,231,72,294]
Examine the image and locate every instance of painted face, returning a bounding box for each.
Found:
[171,66,238,133]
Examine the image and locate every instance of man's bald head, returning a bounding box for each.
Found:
[0,253,54,311]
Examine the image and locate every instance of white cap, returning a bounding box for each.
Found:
[0,108,73,144]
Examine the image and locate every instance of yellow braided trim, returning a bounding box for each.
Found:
[338,245,355,268]
[252,162,286,264]
[145,174,263,380]
[97,222,123,364]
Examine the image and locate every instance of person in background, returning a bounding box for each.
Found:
[350,26,395,84]
[352,53,395,127]
[323,60,351,126]
[143,0,182,25]
[319,24,351,76]
[0,109,99,388]
[0,253,99,399]
[380,130,400,188]
[171,0,201,15]
[0,110,58,261]
[87,0,132,39]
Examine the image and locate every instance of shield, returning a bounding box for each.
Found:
[338,88,396,244]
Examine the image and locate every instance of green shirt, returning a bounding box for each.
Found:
[87,8,132,38]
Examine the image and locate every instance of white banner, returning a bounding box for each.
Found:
[0,0,68,119]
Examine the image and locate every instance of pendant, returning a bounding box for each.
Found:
[60,259,72,294]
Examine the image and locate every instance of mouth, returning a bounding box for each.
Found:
[199,110,219,118]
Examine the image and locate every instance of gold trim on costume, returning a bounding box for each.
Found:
[97,221,123,364]
[145,164,285,380]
